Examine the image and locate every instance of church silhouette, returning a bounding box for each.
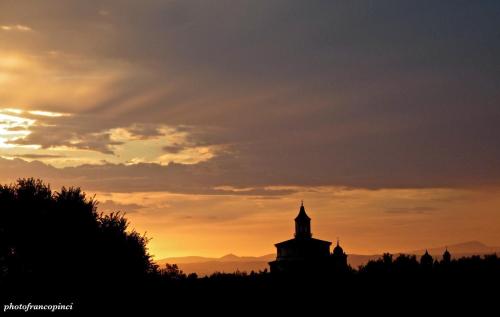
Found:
[269,202,348,274]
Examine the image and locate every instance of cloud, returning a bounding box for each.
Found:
[9,122,122,155]
[5,153,66,159]
[384,206,437,214]
[97,199,143,214]
[0,156,291,194]
[27,110,68,117]
[162,144,186,154]
[0,1,499,191]
[1,25,32,32]
[125,123,163,140]
[0,156,499,197]
[0,110,218,166]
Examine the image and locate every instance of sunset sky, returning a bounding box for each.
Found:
[1,1,500,258]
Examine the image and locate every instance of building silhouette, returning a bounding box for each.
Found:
[331,239,348,271]
[442,247,451,264]
[420,250,434,268]
[269,202,348,274]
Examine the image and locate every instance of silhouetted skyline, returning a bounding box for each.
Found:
[2,179,499,313]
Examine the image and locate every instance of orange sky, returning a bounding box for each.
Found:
[1,1,500,258]
[93,186,500,259]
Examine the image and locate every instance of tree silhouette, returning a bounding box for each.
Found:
[0,178,157,296]
[161,263,186,280]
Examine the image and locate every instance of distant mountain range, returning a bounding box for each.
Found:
[155,241,500,276]
[409,241,500,256]
[156,254,276,276]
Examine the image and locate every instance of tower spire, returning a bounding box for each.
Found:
[294,202,311,239]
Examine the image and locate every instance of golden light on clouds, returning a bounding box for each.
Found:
[1,25,32,32]
[108,125,219,166]
[27,110,68,117]
[0,50,139,112]
[0,108,218,167]
[0,111,36,148]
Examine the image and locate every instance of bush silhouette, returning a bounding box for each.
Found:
[0,178,156,294]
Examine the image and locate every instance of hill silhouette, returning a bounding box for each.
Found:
[157,253,275,264]
[409,241,500,256]
[156,254,275,276]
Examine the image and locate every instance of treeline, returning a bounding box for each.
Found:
[156,252,500,281]
[359,252,500,278]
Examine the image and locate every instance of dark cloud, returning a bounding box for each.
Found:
[162,144,186,154]
[385,206,437,214]
[126,123,162,139]
[97,199,143,213]
[6,126,30,132]
[0,156,499,197]
[0,1,500,190]
[8,153,66,159]
[9,120,123,154]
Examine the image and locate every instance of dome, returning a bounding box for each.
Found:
[420,250,433,265]
[332,239,344,256]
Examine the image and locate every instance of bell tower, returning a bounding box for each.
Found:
[294,201,312,239]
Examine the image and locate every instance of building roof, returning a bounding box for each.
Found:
[275,237,332,247]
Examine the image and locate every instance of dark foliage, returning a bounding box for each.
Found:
[0,178,157,300]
